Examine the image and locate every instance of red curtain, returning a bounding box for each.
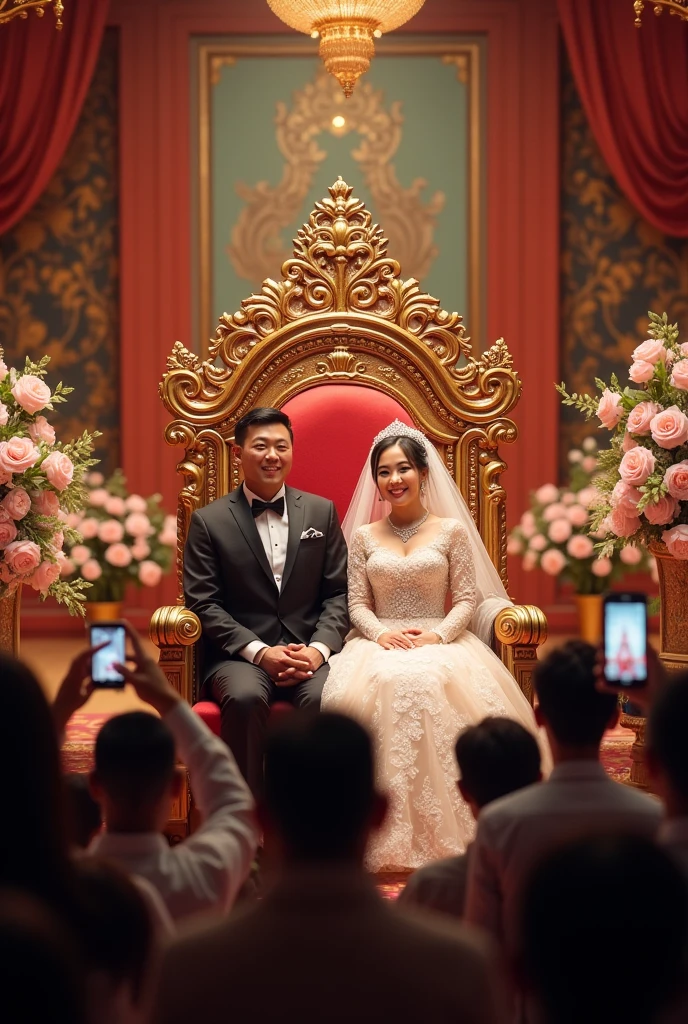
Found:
[0,0,110,235]
[558,0,688,237]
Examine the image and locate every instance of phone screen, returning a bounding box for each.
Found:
[603,597,647,687]
[90,624,126,688]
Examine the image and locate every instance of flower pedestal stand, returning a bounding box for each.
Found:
[574,594,603,644]
[0,588,21,657]
[85,602,123,624]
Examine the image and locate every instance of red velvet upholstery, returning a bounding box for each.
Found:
[192,700,293,735]
[283,385,414,523]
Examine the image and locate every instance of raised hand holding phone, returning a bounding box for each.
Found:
[603,593,648,690]
[89,622,127,688]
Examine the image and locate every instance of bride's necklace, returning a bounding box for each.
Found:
[388,509,429,544]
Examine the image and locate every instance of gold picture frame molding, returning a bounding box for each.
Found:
[196,38,484,358]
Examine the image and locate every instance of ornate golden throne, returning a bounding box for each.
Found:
[153,179,546,832]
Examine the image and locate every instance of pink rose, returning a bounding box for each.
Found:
[566,535,594,558]
[650,406,688,449]
[540,549,567,575]
[643,495,679,526]
[70,545,92,566]
[31,489,61,518]
[670,358,688,391]
[535,484,559,505]
[632,339,668,365]
[548,518,572,543]
[41,451,74,491]
[629,360,654,384]
[10,374,51,414]
[597,389,624,429]
[131,539,151,560]
[662,524,688,560]
[0,519,18,549]
[529,534,548,552]
[562,492,576,505]
[89,488,109,507]
[680,343,688,358]
[543,502,568,523]
[619,447,656,486]
[105,496,126,517]
[81,558,102,581]
[0,436,40,475]
[138,560,163,587]
[608,506,640,538]
[125,494,148,513]
[105,543,132,567]
[65,512,82,529]
[507,536,523,556]
[87,471,104,486]
[0,403,8,427]
[124,512,152,538]
[592,557,613,577]
[0,359,7,380]
[1,487,31,521]
[4,539,41,575]
[622,431,638,452]
[567,504,589,527]
[28,416,56,446]
[620,545,643,566]
[59,556,75,577]
[98,519,125,544]
[28,560,61,593]
[582,455,597,473]
[611,480,643,516]
[79,517,99,539]
[664,461,688,501]
[577,487,599,508]
[627,401,661,436]
[522,551,538,571]
[50,530,64,552]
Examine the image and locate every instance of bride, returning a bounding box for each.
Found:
[321,420,548,872]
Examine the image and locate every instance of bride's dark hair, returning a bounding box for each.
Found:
[370,435,429,479]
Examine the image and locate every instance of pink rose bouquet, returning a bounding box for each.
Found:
[508,437,653,594]
[62,469,175,602]
[558,312,688,560]
[0,349,99,613]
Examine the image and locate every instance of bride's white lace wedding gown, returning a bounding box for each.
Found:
[321,518,547,872]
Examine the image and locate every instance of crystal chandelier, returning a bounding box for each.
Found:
[0,0,63,28]
[634,0,688,25]
[266,0,426,97]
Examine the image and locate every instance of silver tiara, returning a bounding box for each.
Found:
[370,419,428,452]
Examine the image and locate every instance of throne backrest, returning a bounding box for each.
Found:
[160,179,522,603]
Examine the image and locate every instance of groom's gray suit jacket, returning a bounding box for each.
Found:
[183,484,349,683]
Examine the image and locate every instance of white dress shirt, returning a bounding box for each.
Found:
[239,482,330,667]
[88,701,258,922]
[465,760,662,953]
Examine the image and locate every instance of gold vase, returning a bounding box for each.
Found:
[575,593,603,644]
[84,601,123,624]
[0,587,21,657]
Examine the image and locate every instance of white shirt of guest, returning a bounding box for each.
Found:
[239,482,330,667]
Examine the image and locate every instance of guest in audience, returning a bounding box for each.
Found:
[64,773,102,849]
[465,640,662,953]
[152,712,505,1024]
[647,672,688,876]
[517,835,688,1024]
[399,718,542,918]
[57,623,259,922]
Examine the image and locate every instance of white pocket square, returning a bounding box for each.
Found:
[300,528,324,540]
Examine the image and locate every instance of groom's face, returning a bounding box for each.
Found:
[237,422,293,498]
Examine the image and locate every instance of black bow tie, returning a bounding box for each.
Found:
[251,497,285,519]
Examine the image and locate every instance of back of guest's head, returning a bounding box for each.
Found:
[0,890,87,1024]
[519,835,688,1024]
[264,711,377,861]
[64,774,101,849]
[534,640,617,746]
[235,407,293,447]
[455,717,541,809]
[647,672,688,803]
[94,712,175,809]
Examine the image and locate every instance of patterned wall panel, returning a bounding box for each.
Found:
[0,29,120,475]
[559,53,688,477]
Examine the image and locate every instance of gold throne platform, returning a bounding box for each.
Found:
[153,179,546,835]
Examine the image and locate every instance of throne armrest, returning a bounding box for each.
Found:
[493,604,548,706]
[149,605,202,705]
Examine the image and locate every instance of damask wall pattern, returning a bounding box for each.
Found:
[0,29,120,474]
[559,55,688,477]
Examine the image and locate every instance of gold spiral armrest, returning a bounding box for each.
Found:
[494,603,548,706]
[149,605,202,705]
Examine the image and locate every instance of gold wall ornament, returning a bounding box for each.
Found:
[634,0,688,26]
[266,0,426,97]
[227,67,444,293]
[0,0,63,27]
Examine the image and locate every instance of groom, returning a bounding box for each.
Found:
[183,407,349,795]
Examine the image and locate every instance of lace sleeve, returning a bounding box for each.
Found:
[347,528,387,642]
[433,521,477,644]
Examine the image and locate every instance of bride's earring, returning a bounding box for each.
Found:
[420,481,426,496]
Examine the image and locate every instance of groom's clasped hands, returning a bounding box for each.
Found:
[260,642,324,685]
[376,628,441,650]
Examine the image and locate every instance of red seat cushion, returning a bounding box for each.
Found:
[192,700,294,731]
[283,384,414,522]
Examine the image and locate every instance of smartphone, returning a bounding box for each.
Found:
[603,593,648,689]
[89,622,127,688]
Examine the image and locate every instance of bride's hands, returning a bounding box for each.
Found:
[377,630,416,650]
[402,628,441,647]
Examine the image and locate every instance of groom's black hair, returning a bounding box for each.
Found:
[370,435,428,478]
[235,407,293,447]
